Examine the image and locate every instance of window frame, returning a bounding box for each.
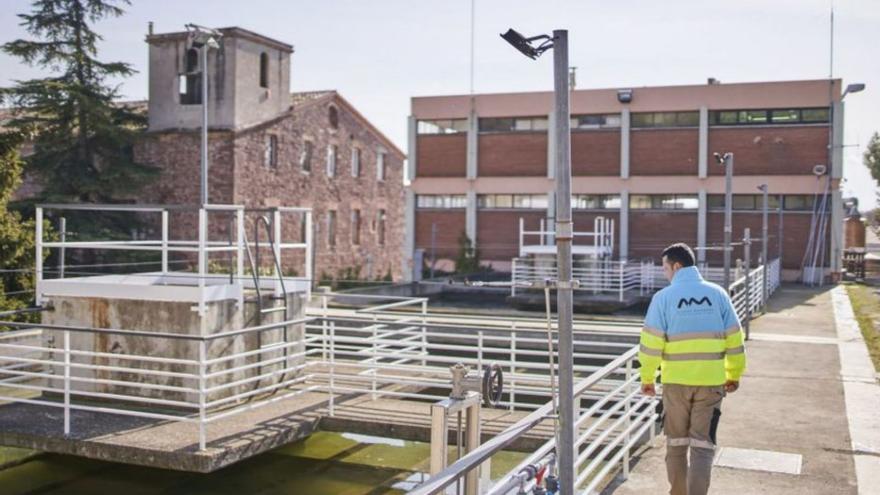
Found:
[326,144,337,178]
[259,52,269,89]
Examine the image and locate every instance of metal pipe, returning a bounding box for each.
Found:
[761,186,769,306]
[551,29,575,495]
[200,41,209,206]
[723,153,734,290]
[743,228,751,340]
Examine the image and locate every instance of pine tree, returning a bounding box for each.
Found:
[864,132,880,183]
[0,131,41,319]
[1,0,154,206]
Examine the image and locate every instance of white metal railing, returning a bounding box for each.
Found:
[35,204,314,309]
[518,217,615,258]
[409,347,657,495]
[511,259,641,302]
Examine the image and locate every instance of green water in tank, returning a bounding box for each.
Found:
[0,432,527,494]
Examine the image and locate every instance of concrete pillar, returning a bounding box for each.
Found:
[619,189,629,260]
[466,109,478,179]
[697,188,707,264]
[831,189,843,274]
[547,190,556,246]
[547,110,556,179]
[831,102,844,179]
[403,189,416,282]
[407,115,417,182]
[466,189,477,243]
[620,109,630,179]
[698,106,709,178]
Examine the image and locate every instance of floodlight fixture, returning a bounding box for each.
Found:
[617,89,633,103]
[713,151,731,165]
[185,23,222,49]
[500,29,554,60]
[757,184,768,192]
[842,82,865,98]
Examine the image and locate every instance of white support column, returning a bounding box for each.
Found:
[403,189,416,282]
[547,190,556,246]
[466,189,477,243]
[466,110,478,179]
[407,115,417,182]
[547,110,556,179]
[619,190,629,261]
[697,188,708,264]
[831,189,844,274]
[161,210,169,274]
[698,106,709,178]
[35,207,43,306]
[620,109,631,179]
[831,102,844,179]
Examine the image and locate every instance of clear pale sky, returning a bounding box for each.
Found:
[2,0,878,208]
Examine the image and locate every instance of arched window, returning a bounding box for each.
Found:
[180,48,202,105]
[328,105,339,129]
[259,52,269,88]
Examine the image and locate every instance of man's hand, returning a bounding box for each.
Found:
[641,383,656,397]
[724,380,739,394]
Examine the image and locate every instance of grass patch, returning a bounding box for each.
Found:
[845,283,880,372]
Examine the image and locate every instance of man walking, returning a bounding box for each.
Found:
[639,243,746,495]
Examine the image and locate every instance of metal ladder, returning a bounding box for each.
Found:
[242,213,290,389]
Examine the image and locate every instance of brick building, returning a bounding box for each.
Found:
[134,27,406,282]
[405,79,846,281]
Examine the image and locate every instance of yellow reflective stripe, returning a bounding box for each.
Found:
[726,345,745,355]
[666,331,725,342]
[642,326,665,339]
[725,325,741,336]
[640,332,665,350]
[662,352,725,361]
[640,344,662,356]
[665,339,726,354]
[661,360,727,386]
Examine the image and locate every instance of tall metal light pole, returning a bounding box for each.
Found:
[501,28,575,494]
[758,184,769,306]
[186,24,222,206]
[714,152,734,290]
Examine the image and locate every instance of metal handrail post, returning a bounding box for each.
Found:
[59,217,66,279]
[619,261,625,302]
[305,211,313,295]
[743,228,752,341]
[198,339,207,450]
[63,330,71,437]
[161,210,169,274]
[622,358,632,479]
[329,320,336,416]
[509,323,516,412]
[421,299,428,366]
[723,153,734,291]
[35,207,43,306]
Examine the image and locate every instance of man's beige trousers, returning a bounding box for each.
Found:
[662,384,724,495]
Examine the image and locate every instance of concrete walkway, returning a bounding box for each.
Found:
[605,285,878,495]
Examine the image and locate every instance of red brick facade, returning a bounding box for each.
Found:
[415,210,466,259]
[630,129,699,175]
[707,126,829,176]
[629,212,698,262]
[476,210,545,260]
[135,92,406,282]
[572,131,620,176]
[706,212,825,270]
[416,134,467,177]
[478,133,547,176]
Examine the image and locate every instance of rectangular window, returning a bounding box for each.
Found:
[300,140,313,172]
[631,111,699,128]
[417,194,467,209]
[351,148,361,177]
[572,194,622,210]
[351,209,361,245]
[478,194,546,209]
[327,210,336,246]
[377,152,386,181]
[710,108,830,126]
[784,195,816,211]
[479,117,549,133]
[326,144,337,177]
[264,135,278,168]
[417,119,468,134]
[571,114,621,129]
[179,74,202,105]
[629,194,698,210]
[708,194,781,210]
[377,209,386,246]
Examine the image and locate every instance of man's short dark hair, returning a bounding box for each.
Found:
[662,243,695,268]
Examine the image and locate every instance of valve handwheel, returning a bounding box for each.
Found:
[482,363,504,407]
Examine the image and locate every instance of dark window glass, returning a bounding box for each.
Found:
[738,110,768,124]
[801,108,830,123]
[327,211,336,246]
[377,209,386,245]
[351,209,361,245]
[300,140,313,172]
[418,119,468,134]
[732,195,756,210]
[771,109,800,123]
[259,52,269,88]
[328,106,339,129]
[632,112,699,128]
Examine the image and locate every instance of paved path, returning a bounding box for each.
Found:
[605,285,879,495]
